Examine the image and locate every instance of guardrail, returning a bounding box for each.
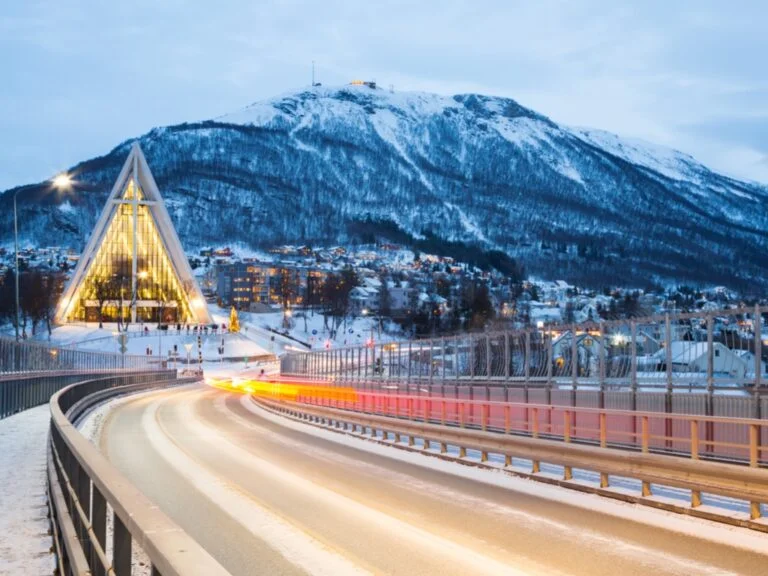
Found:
[48,372,230,576]
[291,388,768,467]
[282,305,767,391]
[256,396,768,531]
[1,371,134,420]
[0,335,162,375]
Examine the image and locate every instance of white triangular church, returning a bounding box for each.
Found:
[55,143,212,325]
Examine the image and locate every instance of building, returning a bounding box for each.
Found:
[217,262,327,310]
[652,342,749,378]
[55,144,211,324]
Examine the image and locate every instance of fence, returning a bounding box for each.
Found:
[257,397,768,526]
[48,372,229,576]
[0,336,162,374]
[282,306,767,393]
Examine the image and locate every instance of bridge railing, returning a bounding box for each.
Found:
[48,371,229,576]
[0,335,161,375]
[282,305,767,393]
[257,396,768,528]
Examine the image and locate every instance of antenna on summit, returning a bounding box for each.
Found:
[311,61,321,87]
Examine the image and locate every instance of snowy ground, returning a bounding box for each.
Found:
[0,405,55,576]
[233,308,404,351]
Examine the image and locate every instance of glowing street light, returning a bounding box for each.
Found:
[52,173,73,191]
[13,171,74,341]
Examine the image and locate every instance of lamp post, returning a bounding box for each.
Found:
[13,189,20,341]
[13,173,72,341]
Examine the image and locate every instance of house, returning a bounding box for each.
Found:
[652,342,749,378]
[735,350,766,376]
[349,286,379,315]
[388,281,413,313]
[551,330,608,376]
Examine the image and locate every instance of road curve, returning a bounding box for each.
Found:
[100,384,768,576]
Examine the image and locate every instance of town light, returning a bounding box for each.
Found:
[138,271,148,279]
[52,173,73,191]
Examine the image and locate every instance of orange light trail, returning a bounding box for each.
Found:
[206,377,359,404]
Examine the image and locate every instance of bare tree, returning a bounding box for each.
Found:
[89,277,113,328]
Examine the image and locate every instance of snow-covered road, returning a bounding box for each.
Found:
[96,384,768,576]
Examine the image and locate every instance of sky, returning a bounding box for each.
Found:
[1,0,767,190]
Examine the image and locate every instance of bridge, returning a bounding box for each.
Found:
[2,306,768,575]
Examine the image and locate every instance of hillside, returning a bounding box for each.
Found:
[2,85,768,291]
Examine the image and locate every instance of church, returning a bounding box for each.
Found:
[54,144,211,325]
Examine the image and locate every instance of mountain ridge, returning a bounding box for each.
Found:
[2,85,768,292]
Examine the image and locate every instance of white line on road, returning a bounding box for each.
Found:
[184,393,538,576]
[141,393,370,576]
[241,395,768,568]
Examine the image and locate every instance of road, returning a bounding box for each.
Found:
[100,384,768,576]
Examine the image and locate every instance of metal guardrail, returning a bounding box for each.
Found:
[1,371,135,420]
[282,306,767,392]
[48,372,230,576]
[0,335,161,375]
[291,388,768,468]
[256,396,768,530]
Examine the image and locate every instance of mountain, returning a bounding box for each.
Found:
[3,85,768,292]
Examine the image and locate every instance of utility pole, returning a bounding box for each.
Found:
[13,191,20,341]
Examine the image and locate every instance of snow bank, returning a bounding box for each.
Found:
[0,406,55,575]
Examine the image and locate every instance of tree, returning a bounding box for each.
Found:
[378,272,391,324]
[469,284,495,330]
[89,277,113,328]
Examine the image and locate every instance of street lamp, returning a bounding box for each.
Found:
[13,172,72,341]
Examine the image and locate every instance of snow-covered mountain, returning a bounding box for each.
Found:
[3,85,768,291]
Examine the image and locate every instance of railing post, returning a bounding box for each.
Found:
[599,411,609,488]
[691,419,702,507]
[749,423,762,519]
[630,320,638,399]
[113,513,132,576]
[485,334,491,380]
[504,331,510,381]
[599,321,606,409]
[454,335,459,381]
[469,334,474,380]
[665,313,673,392]
[706,314,714,392]
[407,340,412,385]
[571,328,578,390]
[755,305,762,391]
[665,313,674,450]
[429,339,434,388]
[92,485,107,570]
[547,329,554,387]
[524,330,530,386]
[563,410,572,480]
[441,337,446,383]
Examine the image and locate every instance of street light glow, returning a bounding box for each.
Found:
[138,271,149,279]
[52,173,73,191]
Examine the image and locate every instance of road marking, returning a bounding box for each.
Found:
[238,394,760,575]
[142,392,370,576]
[177,391,549,576]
